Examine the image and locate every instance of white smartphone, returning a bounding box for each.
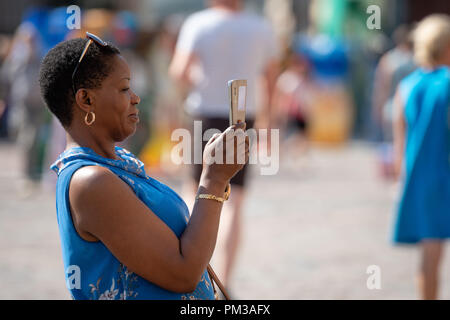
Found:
[228,79,247,126]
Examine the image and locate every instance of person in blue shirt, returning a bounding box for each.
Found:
[39,32,249,299]
[392,14,450,300]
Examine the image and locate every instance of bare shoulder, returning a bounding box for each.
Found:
[69,165,135,211]
[71,164,137,196]
[68,165,135,240]
[70,165,117,191]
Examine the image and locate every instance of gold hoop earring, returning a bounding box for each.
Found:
[84,111,96,126]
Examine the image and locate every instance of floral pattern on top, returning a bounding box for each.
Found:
[181,274,214,300]
[51,146,147,179]
[88,264,140,300]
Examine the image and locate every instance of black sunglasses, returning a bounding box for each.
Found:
[71,32,108,96]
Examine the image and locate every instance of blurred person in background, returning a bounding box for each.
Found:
[272,46,313,168]
[0,8,54,193]
[295,32,353,145]
[392,14,450,300]
[0,34,12,135]
[169,0,279,291]
[140,14,186,175]
[372,25,416,179]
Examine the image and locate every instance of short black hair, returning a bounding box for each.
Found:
[39,37,120,127]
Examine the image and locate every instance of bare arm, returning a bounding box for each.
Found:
[372,57,392,126]
[392,88,406,180]
[69,124,249,293]
[256,59,279,130]
[168,50,197,95]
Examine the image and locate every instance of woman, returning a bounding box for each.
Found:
[392,14,450,300]
[39,33,249,300]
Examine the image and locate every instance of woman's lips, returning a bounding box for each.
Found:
[129,113,139,122]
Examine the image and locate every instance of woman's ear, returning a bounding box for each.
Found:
[74,89,94,113]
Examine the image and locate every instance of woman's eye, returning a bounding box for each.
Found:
[122,88,130,92]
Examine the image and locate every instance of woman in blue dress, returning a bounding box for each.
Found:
[392,14,450,300]
[39,33,249,299]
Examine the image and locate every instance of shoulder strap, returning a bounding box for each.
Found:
[207,264,230,300]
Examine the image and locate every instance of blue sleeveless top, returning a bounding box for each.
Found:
[51,146,215,300]
[392,67,450,244]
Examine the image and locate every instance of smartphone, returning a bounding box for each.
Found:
[228,79,247,126]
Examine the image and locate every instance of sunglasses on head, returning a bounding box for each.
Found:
[71,32,108,96]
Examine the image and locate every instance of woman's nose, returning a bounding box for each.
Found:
[131,90,140,105]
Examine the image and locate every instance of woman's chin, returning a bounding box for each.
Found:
[126,127,137,139]
[115,127,137,143]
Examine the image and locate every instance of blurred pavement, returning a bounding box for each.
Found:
[1,140,450,299]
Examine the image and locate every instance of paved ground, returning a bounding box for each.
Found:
[1,140,449,299]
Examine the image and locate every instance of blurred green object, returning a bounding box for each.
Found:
[312,0,347,37]
[312,0,388,40]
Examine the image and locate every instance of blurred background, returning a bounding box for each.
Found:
[0,0,449,299]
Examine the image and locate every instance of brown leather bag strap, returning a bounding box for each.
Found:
[207,264,230,300]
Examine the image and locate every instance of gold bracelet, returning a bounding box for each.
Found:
[195,183,231,203]
[196,193,226,203]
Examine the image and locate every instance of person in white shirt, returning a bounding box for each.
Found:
[169,0,279,292]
